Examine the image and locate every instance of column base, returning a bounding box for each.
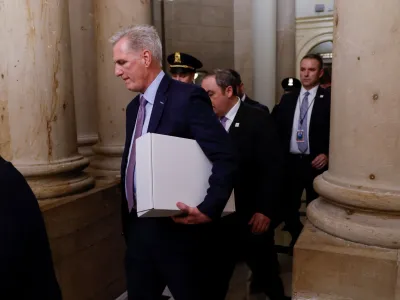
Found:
[28,172,95,200]
[15,155,95,200]
[78,134,98,159]
[91,144,123,178]
[293,222,400,300]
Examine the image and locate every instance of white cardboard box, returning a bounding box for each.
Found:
[136,133,235,217]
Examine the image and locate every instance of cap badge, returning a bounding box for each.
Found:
[174,52,181,63]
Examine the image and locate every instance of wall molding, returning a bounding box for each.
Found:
[296,15,334,76]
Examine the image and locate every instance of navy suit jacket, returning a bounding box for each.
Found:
[244,95,270,114]
[121,75,237,234]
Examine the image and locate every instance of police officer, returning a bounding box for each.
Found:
[167,52,203,84]
[281,77,301,94]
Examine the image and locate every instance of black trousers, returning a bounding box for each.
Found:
[125,216,219,300]
[283,154,324,238]
[214,214,285,300]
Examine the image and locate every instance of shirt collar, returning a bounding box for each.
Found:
[142,70,165,105]
[225,98,241,122]
[300,84,319,99]
[240,94,246,102]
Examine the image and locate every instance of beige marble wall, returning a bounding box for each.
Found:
[41,181,126,300]
[161,0,235,73]
[233,0,253,97]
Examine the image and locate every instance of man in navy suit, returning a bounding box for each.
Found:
[110,25,236,300]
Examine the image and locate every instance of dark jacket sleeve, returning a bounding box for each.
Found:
[186,87,237,220]
[0,160,62,299]
[253,113,285,221]
[271,93,291,153]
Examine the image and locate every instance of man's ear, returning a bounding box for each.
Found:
[142,50,152,68]
[319,68,324,79]
[225,86,234,98]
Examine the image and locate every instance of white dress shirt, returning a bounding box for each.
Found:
[221,98,241,132]
[290,85,319,154]
[125,70,165,197]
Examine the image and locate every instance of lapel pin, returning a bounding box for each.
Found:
[160,101,164,104]
[235,123,240,127]
[320,95,324,98]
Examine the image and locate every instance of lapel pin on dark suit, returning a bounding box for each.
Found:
[235,123,240,127]
[320,95,324,98]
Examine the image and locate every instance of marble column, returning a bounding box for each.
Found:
[293,1,400,299]
[0,0,94,199]
[276,0,296,102]
[91,0,152,178]
[252,0,276,110]
[69,0,98,159]
[233,0,254,98]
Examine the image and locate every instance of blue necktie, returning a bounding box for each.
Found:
[297,91,310,153]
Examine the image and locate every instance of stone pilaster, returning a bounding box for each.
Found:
[69,0,99,159]
[276,0,296,102]
[252,0,277,109]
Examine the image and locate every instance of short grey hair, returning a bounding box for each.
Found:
[109,24,163,66]
[205,69,238,96]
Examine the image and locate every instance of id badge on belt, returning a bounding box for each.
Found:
[296,130,305,142]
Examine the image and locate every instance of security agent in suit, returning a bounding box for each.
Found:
[272,54,331,247]
[202,70,289,300]
[167,52,203,84]
[0,156,62,299]
[111,25,236,300]
[228,69,270,114]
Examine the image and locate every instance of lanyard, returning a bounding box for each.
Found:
[298,94,316,126]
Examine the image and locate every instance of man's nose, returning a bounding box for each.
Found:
[115,65,123,77]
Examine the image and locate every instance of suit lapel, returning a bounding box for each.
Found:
[288,90,300,132]
[309,86,324,129]
[126,96,140,149]
[228,102,245,140]
[147,75,172,133]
